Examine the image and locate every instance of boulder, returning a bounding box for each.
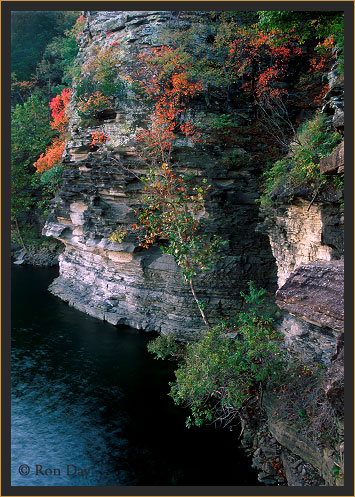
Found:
[276,260,344,332]
[319,141,344,175]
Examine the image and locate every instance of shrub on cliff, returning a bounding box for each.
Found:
[259,112,342,205]
[34,87,72,175]
[149,282,285,429]
[75,76,126,121]
[75,43,127,122]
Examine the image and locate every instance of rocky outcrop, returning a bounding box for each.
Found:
[275,260,343,365]
[261,198,343,288]
[319,140,344,175]
[322,62,344,135]
[45,150,276,336]
[43,11,277,336]
[275,259,344,327]
[263,392,343,486]
[12,238,64,267]
[256,136,344,485]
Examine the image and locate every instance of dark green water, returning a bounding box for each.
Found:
[11,265,259,487]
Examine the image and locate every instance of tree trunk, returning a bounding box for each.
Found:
[14,217,27,252]
[189,277,210,329]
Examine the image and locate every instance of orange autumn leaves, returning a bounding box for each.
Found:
[135,47,204,162]
[33,138,66,173]
[34,88,72,173]
[49,87,72,133]
[76,91,112,117]
[90,131,109,148]
[228,27,302,102]
[228,26,335,104]
[309,35,335,74]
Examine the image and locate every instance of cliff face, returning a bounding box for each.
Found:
[260,183,344,367]
[247,190,344,486]
[251,77,344,484]
[43,10,277,337]
[262,196,343,288]
[43,11,344,486]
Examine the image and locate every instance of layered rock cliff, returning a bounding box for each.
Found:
[43,11,277,337]
[43,11,345,486]
[249,77,344,484]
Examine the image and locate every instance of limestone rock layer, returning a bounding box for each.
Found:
[44,10,277,336]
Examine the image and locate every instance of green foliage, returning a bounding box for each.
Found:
[76,75,126,101]
[11,94,54,234]
[147,334,186,360]
[39,164,64,190]
[259,157,290,204]
[158,13,241,95]
[11,11,78,82]
[297,408,308,421]
[11,94,53,167]
[75,44,127,121]
[257,11,344,73]
[259,113,342,204]
[332,173,344,192]
[75,77,126,123]
[166,282,285,428]
[30,165,64,215]
[38,25,80,87]
[332,465,341,478]
[223,150,252,170]
[257,11,344,45]
[292,114,341,180]
[138,166,226,283]
[240,280,266,305]
[10,13,79,245]
[108,227,128,243]
[208,113,238,130]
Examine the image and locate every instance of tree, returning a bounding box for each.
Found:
[11,11,78,82]
[133,47,223,328]
[150,282,285,429]
[11,94,53,247]
[137,165,224,328]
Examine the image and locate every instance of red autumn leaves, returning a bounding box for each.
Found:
[90,131,109,148]
[228,28,302,102]
[49,87,72,133]
[34,88,72,173]
[135,46,204,162]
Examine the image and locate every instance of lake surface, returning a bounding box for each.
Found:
[11,265,259,487]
